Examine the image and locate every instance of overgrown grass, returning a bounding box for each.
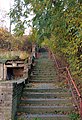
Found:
[33,118,42,120]
[69,113,80,120]
[0,51,29,60]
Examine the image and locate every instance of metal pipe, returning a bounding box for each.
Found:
[80,98,82,119]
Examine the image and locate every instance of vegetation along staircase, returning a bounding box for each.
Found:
[17,52,75,120]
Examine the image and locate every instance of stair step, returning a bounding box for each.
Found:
[32,72,56,74]
[35,67,55,69]
[24,88,68,92]
[32,77,56,80]
[22,92,71,98]
[32,77,56,79]
[32,75,56,77]
[29,80,56,83]
[32,73,56,77]
[32,73,56,75]
[33,70,56,72]
[17,52,75,119]
[18,105,74,114]
[18,114,70,120]
[20,98,72,106]
[33,68,55,69]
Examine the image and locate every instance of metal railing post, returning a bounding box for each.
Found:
[51,51,82,119]
[80,98,82,118]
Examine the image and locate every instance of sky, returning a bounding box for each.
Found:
[0,0,32,35]
[0,0,14,31]
[0,0,14,11]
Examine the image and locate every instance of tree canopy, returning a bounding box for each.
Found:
[10,0,82,78]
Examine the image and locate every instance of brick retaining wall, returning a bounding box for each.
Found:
[0,79,27,120]
[0,82,13,120]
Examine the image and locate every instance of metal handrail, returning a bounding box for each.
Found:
[66,67,81,98]
[51,52,82,118]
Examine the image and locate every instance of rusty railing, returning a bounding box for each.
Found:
[51,52,82,118]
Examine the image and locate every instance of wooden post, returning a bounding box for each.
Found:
[0,64,4,80]
[4,64,7,80]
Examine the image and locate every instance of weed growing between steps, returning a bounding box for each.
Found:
[69,113,80,120]
[18,118,26,120]
[33,118,42,120]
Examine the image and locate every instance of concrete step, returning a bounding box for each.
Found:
[24,88,68,93]
[33,70,56,72]
[18,105,74,114]
[32,72,56,77]
[29,80,56,83]
[17,53,74,120]
[31,78,56,81]
[36,61,54,63]
[35,64,54,66]
[32,75,56,78]
[32,75,56,77]
[31,77,56,79]
[35,66,55,68]
[32,73,56,75]
[34,68,56,70]
[18,114,70,120]
[32,72,56,75]
[33,67,55,70]
[35,67,55,69]
[20,98,72,106]
[31,76,57,79]
[22,92,71,98]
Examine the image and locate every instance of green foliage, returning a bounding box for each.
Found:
[28,28,39,43]
[10,0,30,36]
[17,118,26,120]
[33,118,42,120]
[0,26,32,51]
[10,0,82,79]
[0,51,29,60]
[69,113,80,120]
[61,3,82,77]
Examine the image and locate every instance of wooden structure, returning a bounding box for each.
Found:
[0,59,28,80]
[0,60,6,80]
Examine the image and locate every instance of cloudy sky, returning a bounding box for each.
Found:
[0,0,32,34]
[0,0,14,30]
[0,0,14,11]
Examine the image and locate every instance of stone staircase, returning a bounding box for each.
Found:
[17,52,74,120]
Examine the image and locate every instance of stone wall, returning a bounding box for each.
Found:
[0,79,27,120]
[0,52,35,120]
[12,81,25,120]
[0,82,13,120]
